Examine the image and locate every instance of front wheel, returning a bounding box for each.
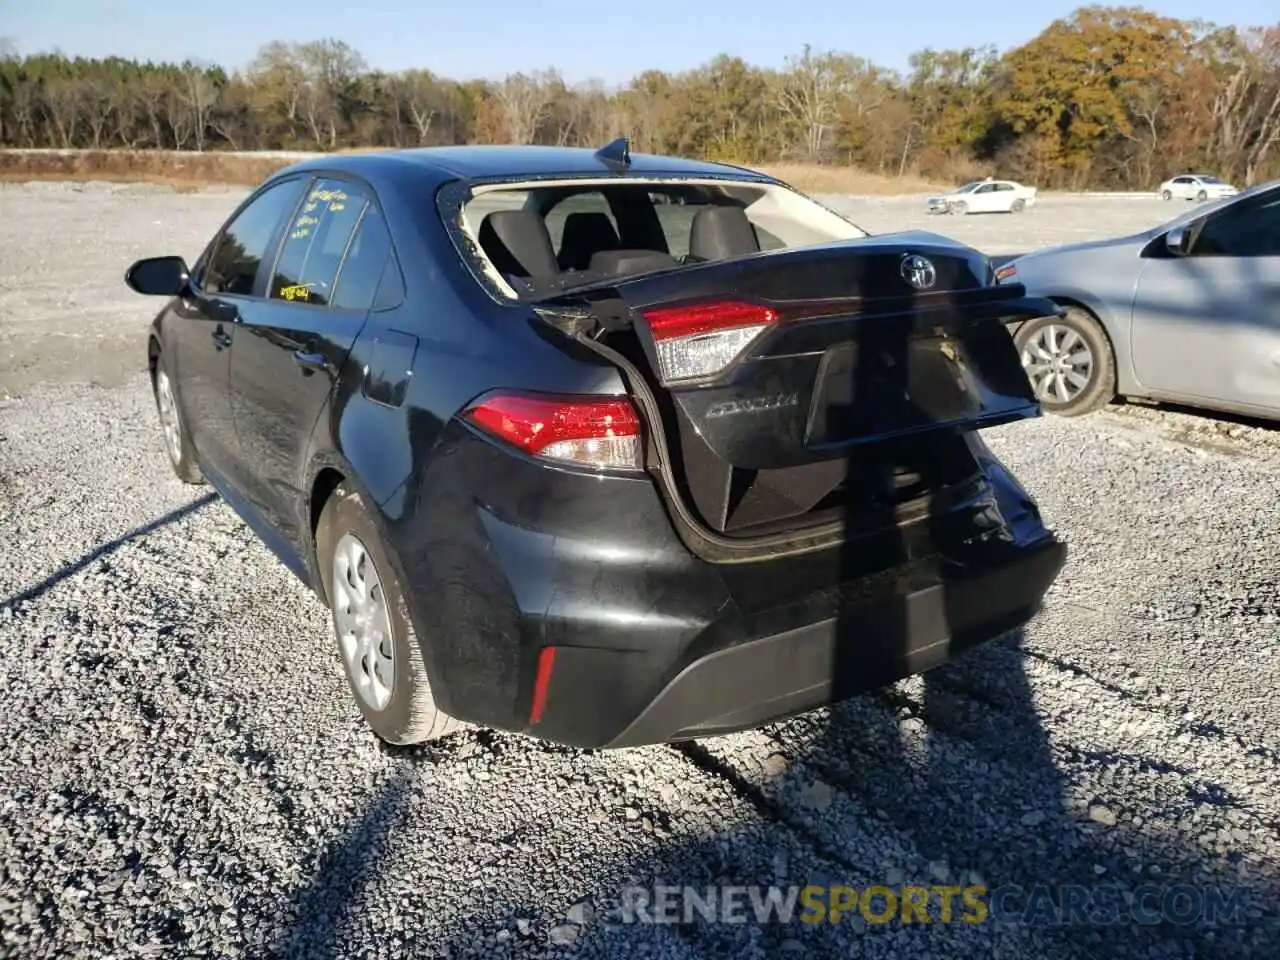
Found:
[1014,308,1116,416]
[1196,190,1208,201]
[316,483,461,745]
[952,200,968,216]
[151,351,203,484]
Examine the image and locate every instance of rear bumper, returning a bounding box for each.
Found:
[392,422,1065,750]
[536,535,1065,748]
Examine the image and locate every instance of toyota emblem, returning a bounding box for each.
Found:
[899,254,937,290]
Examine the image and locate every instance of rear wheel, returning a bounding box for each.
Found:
[316,483,461,745]
[151,351,203,484]
[1161,189,1172,200]
[1011,198,1026,213]
[1014,307,1115,416]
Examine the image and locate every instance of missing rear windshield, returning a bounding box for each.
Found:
[438,177,868,301]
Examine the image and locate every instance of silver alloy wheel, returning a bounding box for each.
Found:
[155,369,183,466]
[1021,324,1095,404]
[332,532,395,711]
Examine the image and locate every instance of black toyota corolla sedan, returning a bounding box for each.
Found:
[125,140,1067,749]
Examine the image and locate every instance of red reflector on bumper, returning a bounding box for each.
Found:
[529,647,558,725]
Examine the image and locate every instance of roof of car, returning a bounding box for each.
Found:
[273,145,775,186]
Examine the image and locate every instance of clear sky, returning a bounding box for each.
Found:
[2,0,1275,84]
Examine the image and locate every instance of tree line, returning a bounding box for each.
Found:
[0,5,1277,189]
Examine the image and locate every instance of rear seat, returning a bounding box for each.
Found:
[477,210,561,284]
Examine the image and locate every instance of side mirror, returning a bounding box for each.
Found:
[1165,226,1191,257]
[125,256,191,296]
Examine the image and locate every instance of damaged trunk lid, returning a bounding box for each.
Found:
[534,231,1061,541]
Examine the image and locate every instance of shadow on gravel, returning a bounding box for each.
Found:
[276,768,417,960]
[275,309,1276,957]
[0,491,218,612]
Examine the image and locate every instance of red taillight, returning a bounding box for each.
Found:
[641,300,777,383]
[463,391,643,471]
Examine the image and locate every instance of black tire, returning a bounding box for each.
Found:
[150,348,204,484]
[1013,306,1116,417]
[1011,198,1026,213]
[1161,189,1172,200]
[316,483,461,745]
[1196,189,1208,201]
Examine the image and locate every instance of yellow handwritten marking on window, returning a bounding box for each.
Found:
[290,229,310,240]
[309,189,350,204]
[279,283,314,302]
[330,203,345,211]
[293,215,320,229]
[303,201,317,213]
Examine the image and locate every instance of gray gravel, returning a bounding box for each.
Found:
[1,182,1278,958]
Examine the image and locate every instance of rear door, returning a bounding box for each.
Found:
[228,175,399,557]
[541,232,1057,536]
[170,176,309,484]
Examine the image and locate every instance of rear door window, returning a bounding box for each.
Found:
[268,178,369,306]
[201,178,306,296]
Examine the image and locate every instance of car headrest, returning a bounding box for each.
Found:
[558,212,620,270]
[689,206,760,261]
[478,210,560,281]
[587,249,679,278]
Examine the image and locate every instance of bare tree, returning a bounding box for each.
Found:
[491,70,557,143]
[393,69,440,144]
[775,45,848,161]
[43,78,81,148]
[177,64,218,151]
[296,39,366,148]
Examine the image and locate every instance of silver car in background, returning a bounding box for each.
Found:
[995,179,1280,419]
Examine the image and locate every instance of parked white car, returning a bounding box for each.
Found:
[1157,174,1239,202]
[926,178,1038,215]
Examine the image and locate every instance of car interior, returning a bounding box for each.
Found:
[461,180,866,297]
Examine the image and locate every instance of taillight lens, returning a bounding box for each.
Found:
[463,392,643,471]
[641,300,777,383]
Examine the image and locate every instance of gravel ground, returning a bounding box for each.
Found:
[1,181,1278,958]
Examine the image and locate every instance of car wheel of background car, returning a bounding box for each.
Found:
[316,482,461,745]
[1014,307,1116,417]
[953,200,968,215]
[1011,198,1026,213]
[150,351,203,484]
[1196,190,1208,201]
[1161,189,1172,200]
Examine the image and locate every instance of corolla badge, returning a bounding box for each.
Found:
[705,393,800,419]
[899,254,938,290]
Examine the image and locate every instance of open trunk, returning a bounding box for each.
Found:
[532,231,1061,548]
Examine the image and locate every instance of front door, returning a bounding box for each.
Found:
[229,176,398,558]
[168,176,308,482]
[1130,188,1280,414]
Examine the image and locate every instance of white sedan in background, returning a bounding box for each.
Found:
[1158,174,1239,202]
[926,178,1038,215]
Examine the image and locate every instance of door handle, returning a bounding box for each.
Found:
[211,328,232,349]
[293,350,328,374]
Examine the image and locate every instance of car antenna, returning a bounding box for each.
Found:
[595,137,631,171]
